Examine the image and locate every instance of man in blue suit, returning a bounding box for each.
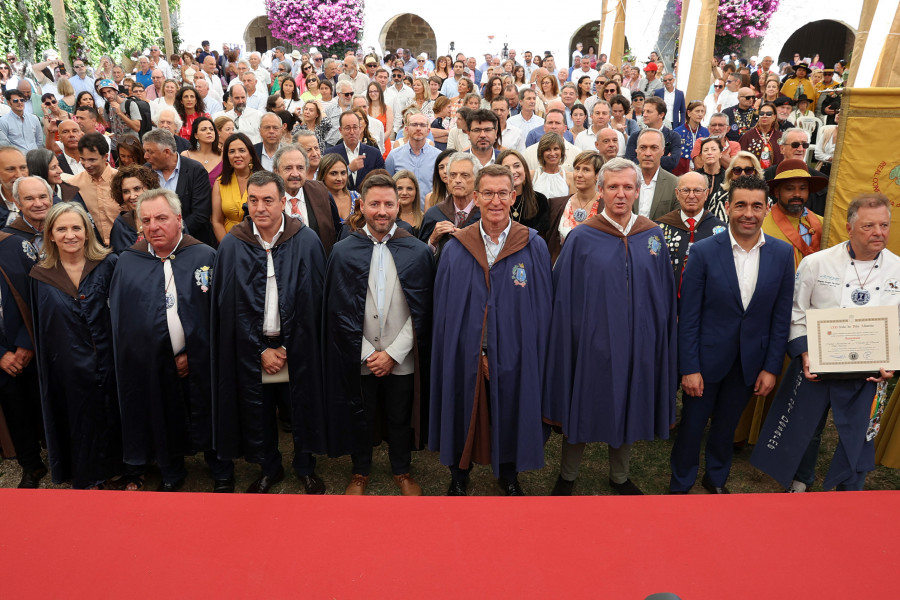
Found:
[323,112,385,192]
[654,74,686,129]
[670,176,795,494]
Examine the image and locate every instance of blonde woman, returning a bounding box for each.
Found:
[31,200,120,490]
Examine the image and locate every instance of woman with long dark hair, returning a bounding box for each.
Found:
[182,115,223,188]
[423,149,454,209]
[498,149,551,234]
[174,86,208,140]
[211,133,262,241]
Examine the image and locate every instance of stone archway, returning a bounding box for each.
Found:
[569,21,629,66]
[243,15,293,54]
[379,14,437,60]
[778,20,856,69]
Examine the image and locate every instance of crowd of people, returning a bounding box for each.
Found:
[0,37,898,497]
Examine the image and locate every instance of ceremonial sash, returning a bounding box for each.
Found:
[770,203,821,258]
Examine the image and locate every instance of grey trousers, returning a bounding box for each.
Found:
[560,440,634,484]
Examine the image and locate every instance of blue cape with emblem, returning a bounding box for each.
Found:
[543,215,678,446]
[428,221,551,476]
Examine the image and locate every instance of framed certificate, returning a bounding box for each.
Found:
[807,305,900,376]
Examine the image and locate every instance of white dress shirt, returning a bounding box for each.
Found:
[638,168,660,217]
[149,235,187,354]
[252,217,286,336]
[601,209,638,235]
[728,227,765,309]
[344,142,361,186]
[480,218,512,268]
[284,187,308,224]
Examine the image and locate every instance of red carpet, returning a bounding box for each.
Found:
[2,489,896,598]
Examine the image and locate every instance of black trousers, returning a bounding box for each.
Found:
[0,371,44,471]
[351,373,414,476]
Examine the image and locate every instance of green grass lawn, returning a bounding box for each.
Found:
[3,410,898,494]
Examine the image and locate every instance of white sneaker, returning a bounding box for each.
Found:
[787,480,808,493]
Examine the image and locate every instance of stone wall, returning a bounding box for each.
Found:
[382,14,437,60]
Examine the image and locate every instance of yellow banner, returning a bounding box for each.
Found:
[822,88,900,251]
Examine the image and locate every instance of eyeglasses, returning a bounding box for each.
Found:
[789,141,811,149]
[663,78,674,83]
[739,95,755,99]
[677,187,708,195]
[477,190,511,200]
[392,74,402,79]
[341,125,360,131]
[731,167,757,176]
[406,123,428,128]
[469,127,495,134]
[758,111,775,117]
[8,98,24,104]
[314,57,323,62]
[43,98,58,105]
[340,92,353,97]
[714,84,724,89]
[417,60,425,63]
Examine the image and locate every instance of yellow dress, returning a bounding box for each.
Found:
[218,176,247,233]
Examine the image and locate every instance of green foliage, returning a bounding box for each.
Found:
[0,0,56,60]
[1,0,182,65]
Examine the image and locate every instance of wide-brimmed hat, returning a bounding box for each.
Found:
[794,62,810,73]
[772,95,793,107]
[767,159,828,194]
[795,94,811,105]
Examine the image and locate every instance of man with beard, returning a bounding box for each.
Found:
[212,170,327,494]
[323,174,433,495]
[722,88,758,143]
[111,189,233,492]
[466,109,499,166]
[763,128,828,215]
[761,159,827,268]
[274,144,341,256]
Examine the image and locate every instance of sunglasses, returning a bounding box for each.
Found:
[714,84,724,89]
[731,167,757,176]
[392,74,402,79]
[340,92,353,97]
[314,57,323,62]
[789,141,811,149]
[43,98,58,105]
[8,98,24,103]
[740,95,755,99]
[759,111,775,116]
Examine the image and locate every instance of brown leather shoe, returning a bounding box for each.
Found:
[344,474,369,495]
[393,473,423,496]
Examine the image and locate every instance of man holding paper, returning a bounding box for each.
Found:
[751,193,900,492]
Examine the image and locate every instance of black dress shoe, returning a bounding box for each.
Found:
[213,477,235,493]
[609,478,645,495]
[447,477,468,496]
[701,474,730,494]
[298,473,325,495]
[278,418,292,434]
[246,466,285,493]
[158,478,185,492]
[551,475,575,496]
[498,476,525,496]
[17,465,48,489]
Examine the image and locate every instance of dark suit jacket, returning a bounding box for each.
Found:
[632,168,678,221]
[654,87,687,129]
[146,155,214,246]
[678,232,795,386]
[56,151,77,176]
[294,179,341,256]
[624,126,682,173]
[175,135,191,153]
[323,143,385,191]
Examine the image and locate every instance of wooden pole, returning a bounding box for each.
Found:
[609,0,626,66]
[685,0,719,103]
[847,0,879,87]
[871,3,900,87]
[159,0,175,56]
[49,0,70,67]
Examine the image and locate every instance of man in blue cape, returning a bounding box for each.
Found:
[323,173,434,495]
[212,171,328,494]
[544,157,678,496]
[110,189,233,492]
[429,164,551,496]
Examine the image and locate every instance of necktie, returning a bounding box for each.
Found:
[687,217,696,243]
[290,197,303,223]
[456,211,467,228]
[678,218,697,299]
